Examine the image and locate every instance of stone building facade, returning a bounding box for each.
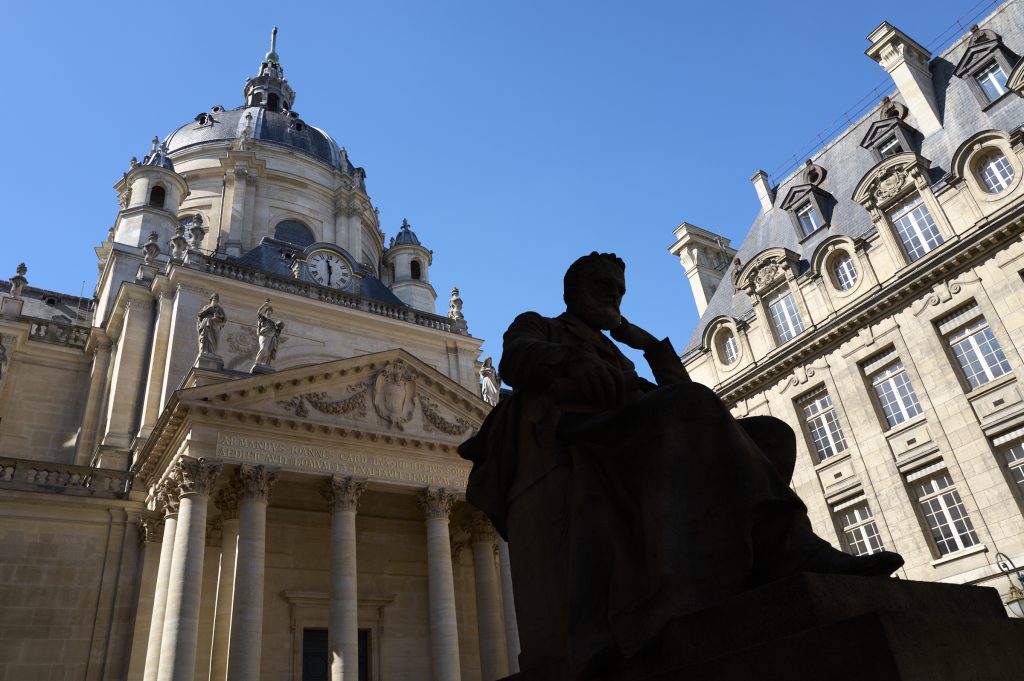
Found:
[673,1,1024,609]
[0,32,518,681]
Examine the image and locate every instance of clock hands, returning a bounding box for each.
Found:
[325,258,333,286]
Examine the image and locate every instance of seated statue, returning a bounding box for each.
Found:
[459,252,903,680]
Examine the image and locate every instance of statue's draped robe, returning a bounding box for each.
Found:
[461,312,809,675]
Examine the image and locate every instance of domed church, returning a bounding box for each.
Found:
[0,29,517,681]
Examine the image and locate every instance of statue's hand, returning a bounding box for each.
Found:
[563,356,624,407]
[610,316,659,352]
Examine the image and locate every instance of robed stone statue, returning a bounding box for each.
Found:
[459,252,903,679]
[253,299,284,369]
[196,292,226,357]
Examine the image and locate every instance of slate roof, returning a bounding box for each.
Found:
[683,2,1024,355]
[0,282,92,323]
[164,106,359,177]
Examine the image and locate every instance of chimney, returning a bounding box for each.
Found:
[750,170,775,213]
[865,22,942,137]
[669,223,738,317]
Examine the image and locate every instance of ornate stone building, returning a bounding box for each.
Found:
[0,32,518,681]
[673,1,1024,609]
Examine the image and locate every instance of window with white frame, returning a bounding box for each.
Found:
[993,430,1024,494]
[718,330,739,366]
[796,202,823,237]
[878,136,903,159]
[977,61,1009,102]
[977,150,1014,193]
[938,303,1011,389]
[865,349,923,428]
[766,287,804,343]
[834,498,885,556]
[888,194,944,262]
[798,386,848,462]
[831,253,858,291]
[912,470,980,556]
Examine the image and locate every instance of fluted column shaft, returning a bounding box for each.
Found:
[143,484,179,681]
[209,487,240,681]
[323,477,367,681]
[157,458,222,681]
[419,488,461,681]
[468,512,508,681]
[497,538,520,674]
[226,465,279,681]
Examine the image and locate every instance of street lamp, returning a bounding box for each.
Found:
[995,552,1024,618]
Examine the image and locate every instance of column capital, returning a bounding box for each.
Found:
[418,487,457,520]
[139,511,164,543]
[156,479,181,517]
[466,509,497,544]
[235,464,279,503]
[214,485,241,520]
[175,456,223,496]
[321,475,367,512]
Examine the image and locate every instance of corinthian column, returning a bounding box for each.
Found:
[143,483,179,681]
[418,488,461,681]
[467,511,508,681]
[157,457,222,681]
[497,538,520,673]
[322,476,367,681]
[226,465,279,681]
[209,486,240,681]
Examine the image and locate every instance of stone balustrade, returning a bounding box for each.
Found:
[26,319,90,348]
[0,457,131,497]
[188,253,464,334]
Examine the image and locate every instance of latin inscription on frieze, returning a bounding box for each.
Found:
[216,433,469,489]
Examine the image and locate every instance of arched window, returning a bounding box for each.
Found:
[274,220,315,247]
[251,92,263,106]
[149,186,166,209]
[717,330,739,366]
[267,93,279,111]
[977,151,1014,193]
[411,260,422,280]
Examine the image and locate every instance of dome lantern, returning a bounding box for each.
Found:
[243,27,296,112]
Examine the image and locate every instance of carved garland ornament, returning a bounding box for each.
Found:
[420,397,473,436]
[278,385,368,419]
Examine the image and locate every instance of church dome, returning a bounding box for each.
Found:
[163,28,358,177]
[393,218,422,246]
[164,106,354,172]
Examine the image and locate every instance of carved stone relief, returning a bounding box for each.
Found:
[372,359,419,430]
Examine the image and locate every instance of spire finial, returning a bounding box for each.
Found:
[265,27,280,65]
[402,218,410,229]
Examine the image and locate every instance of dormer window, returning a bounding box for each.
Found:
[796,203,822,236]
[977,61,1009,101]
[954,27,1019,107]
[978,150,1014,193]
[878,136,902,159]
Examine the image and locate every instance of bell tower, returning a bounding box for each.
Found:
[111,137,188,248]
[384,219,437,312]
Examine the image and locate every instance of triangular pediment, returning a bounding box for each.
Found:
[181,349,487,437]
[859,117,901,149]
[953,33,1005,77]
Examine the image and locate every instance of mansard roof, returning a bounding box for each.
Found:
[682,4,1024,355]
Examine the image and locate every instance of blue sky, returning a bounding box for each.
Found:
[1,0,999,371]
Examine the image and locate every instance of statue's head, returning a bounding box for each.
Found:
[564,252,626,330]
[210,293,219,303]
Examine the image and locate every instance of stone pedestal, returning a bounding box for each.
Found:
[250,363,274,375]
[195,353,224,371]
[501,573,1024,681]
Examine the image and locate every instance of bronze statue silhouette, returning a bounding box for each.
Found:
[460,252,903,680]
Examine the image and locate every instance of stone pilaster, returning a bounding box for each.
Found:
[157,458,221,681]
[74,337,112,465]
[467,510,508,680]
[323,476,367,681]
[418,488,461,681]
[209,487,240,681]
[226,465,279,681]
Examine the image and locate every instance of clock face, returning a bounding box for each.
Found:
[306,251,352,290]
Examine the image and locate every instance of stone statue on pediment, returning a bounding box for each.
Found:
[252,300,284,372]
[197,293,226,358]
[479,357,500,407]
[143,232,161,265]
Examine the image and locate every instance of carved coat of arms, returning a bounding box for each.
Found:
[873,168,907,202]
[372,360,418,429]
